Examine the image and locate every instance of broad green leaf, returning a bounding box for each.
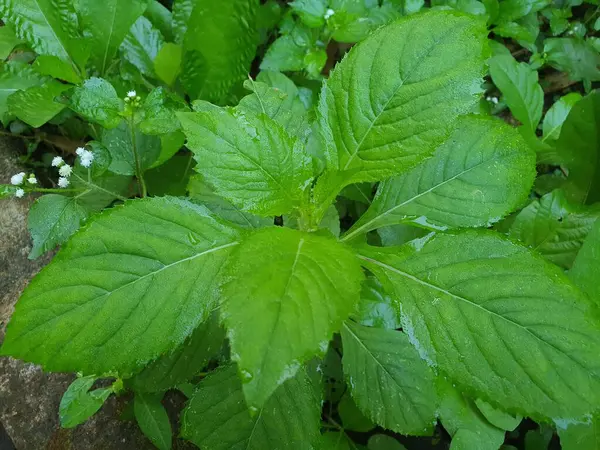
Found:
[181,365,321,449]
[0,61,45,124]
[134,393,172,450]
[358,231,600,420]
[1,197,240,376]
[492,22,537,52]
[323,432,366,450]
[570,220,600,304]
[338,393,376,432]
[129,313,225,393]
[291,0,327,28]
[341,321,438,435]
[178,109,312,217]
[354,276,402,330]
[343,116,535,240]
[317,11,487,190]
[488,54,543,132]
[509,190,600,269]
[101,121,161,176]
[496,0,549,23]
[139,88,186,136]
[544,38,600,85]
[260,34,307,73]
[558,415,600,450]
[121,17,165,79]
[181,0,259,103]
[59,376,112,428]
[542,92,582,142]
[171,0,194,43]
[474,399,521,431]
[33,55,81,84]
[154,43,182,86]
[69,77,123,129]
[221,226,364,407]
[0,24,22,60]
[77,0,147,75]
[188,175,272,229]
[368,434,407,450]
[27,194,89,259]
[437,378,505,450]
[549,91,600,204]
[0,0,86,67]
[144,1,173,42]
[7,80,69,128]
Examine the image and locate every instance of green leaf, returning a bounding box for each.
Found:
[570,220,600,304]
[70,171,132,212]
[509,190,600,269]
[338,393,376,432]
[7,80,69,128]
[69,77,123,129]
[33,55,81,84]
[291,0,327,28]
[129,313,225,393]
[180,0,259,103]
[496,0,549,23]
[154,43,182,86]
[144,0,173,42]
[0,0,86,67]
[27,194,89,259]
[181,364,321,449]
[1,197,240,376]
[488,54,543,132]
[59,376,112,428]
[343,116,535,240]
[260,34,307,73]
[323,432,366,450]
[76,0,147,75]
[558,415,600,450]
[542,92,582,142]
[0,24,22,60]
[121,17,164,79]
[221,226,364,407]
[101,121,161,176]
[139,88,186,136]
[0,61,45,124]
[357,230,600,420]
[341,321,438,435]
[368,434,407,450]
[437,378,505,450]
[0,184,18,198]
[178,108,312,217]
[145,153,195,197]
[492,22,537,52]
[544,38,600,84]
[134,392,172,450]
[474,399,521,431]
[317,11,487,191]
[354,276,402,330]
[171,0,194,43]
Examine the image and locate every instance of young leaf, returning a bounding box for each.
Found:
[291,0,327,28]
[69,77,123,129]
[341,321,438,435]
[488,54,543,133]
[221,226,364,407]
[509,190,600,269]
[27,194,89,259]
[76,0,147,75]
[134,393,172,450]
[120,17,165,79]
[7,81,69,128]
[1,197,240,376]
[178,108,312,217]
[557,415,600,450]
[343,116,535,240]
[358,231,600,421]
[496,0,549,23]
[0,61,45,124]
[0,0,86,67]
[542,92,582,142]
[437,378,505,450]
[59,376,112,428]
[181,365,321,449]
[570,220,600,304]
[101,121,161,175]
[129,313,225,393]
[180,0,259,103]
[260,34,307,73]
[318,11,487,188]
[474,398,521,431]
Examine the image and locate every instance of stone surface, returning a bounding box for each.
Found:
[0,138,194,449]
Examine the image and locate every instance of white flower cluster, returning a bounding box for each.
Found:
[76,147,94,168]
[10,171,37,198]
[125,89,142,108]
[51,155,71,188]
[486,96,499,105]
[324,8,335,19]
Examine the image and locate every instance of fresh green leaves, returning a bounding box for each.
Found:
[358,231,600,420]
[134,393,172,450]
[343,116,535,240]
[1,197,240,376]
[221,226,364,407]
[542,92,581,142]
[571,220,600,304]
[69,78,123,129]
[59,376,112,428]
[8,80,69,128]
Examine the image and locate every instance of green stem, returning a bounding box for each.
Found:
[72,172,128,202]
[31,187,83,193]
[129,114,147,198]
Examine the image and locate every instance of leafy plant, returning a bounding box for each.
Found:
[1,1,600,449]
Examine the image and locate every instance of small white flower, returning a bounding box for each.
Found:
[491,97,499,104]
[15,188,24,198]
[75,147,85,156]
[78,149,94,168]
[59,164,72,177]
[127,90,137,98]
[27,175,37,185]
[10,172,25,185]
[324,8,335,19]
[51,156,64,167]
[58,177,70,188]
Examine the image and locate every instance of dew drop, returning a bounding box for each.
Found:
[240,369,253,382]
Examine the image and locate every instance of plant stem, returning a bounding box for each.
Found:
[129,114,147,198]
[72,172,128,202]
[31,187,83,193]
